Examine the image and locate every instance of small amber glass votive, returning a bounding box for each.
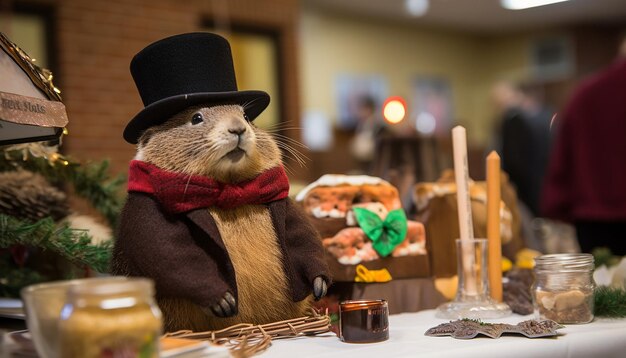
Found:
[339,299,389,343]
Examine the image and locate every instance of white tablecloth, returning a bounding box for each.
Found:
[263,309,626,358]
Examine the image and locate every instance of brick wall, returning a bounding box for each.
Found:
[37,0,301,177]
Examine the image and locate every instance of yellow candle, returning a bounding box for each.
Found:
[452,126,476,295]
[487,151,503,302]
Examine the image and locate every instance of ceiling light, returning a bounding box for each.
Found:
[501,0,571,10]
[405,0,429,17]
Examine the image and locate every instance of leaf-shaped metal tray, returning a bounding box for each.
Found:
[425,319,564,339]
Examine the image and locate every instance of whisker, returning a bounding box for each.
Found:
[263,119,296,129]
[276,143,308,167]
[271,133,308,149]
[274,137,309,158]
[280,152,305,170]
[183,174,193,197]
[282,161,296,175]
[263,127,303,133]
[241,97,265,111]
[278,143,310,160]
[274,138,305,154]
[260,120,302,132]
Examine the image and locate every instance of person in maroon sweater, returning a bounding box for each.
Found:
[542,36,626,255]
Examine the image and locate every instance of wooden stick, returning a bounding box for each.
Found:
[164,311,331,357]
[452,125,477,295]
[487,151,503,302]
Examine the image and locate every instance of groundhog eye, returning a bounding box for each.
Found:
[243,113,250,121]
[191,113,203,125]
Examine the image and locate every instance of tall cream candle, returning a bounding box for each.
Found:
[452,126,477,295]
[487,151,503,302]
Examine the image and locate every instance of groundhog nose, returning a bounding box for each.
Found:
[228,127,246,135]
[227,116,247,136]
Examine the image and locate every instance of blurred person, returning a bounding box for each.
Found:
[492,81,553,217]
[350,95,383,173]
[542,34,626,255]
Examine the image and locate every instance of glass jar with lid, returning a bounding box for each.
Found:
[339,299,389,343]
[58,277,162,357]
[532,253,595,324]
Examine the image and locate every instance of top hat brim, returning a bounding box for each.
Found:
[123,90,270,144]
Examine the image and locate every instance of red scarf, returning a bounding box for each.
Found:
[128,160,290,214]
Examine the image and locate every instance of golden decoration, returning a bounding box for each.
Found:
[4,142,69,166]
[0,32,62,102]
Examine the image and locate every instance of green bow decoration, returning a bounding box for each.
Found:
[353,207,408,257]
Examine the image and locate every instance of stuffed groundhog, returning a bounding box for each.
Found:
[111,33,330,332]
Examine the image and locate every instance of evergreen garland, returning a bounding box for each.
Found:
[0,145,124,296]
[0,214,112,273]
[595,286,626,318]
[0,147,125,227]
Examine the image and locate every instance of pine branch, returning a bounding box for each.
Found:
[0,214,112,273]
[594,286,626,318]
[69,160,126,227]
[0,149,125,227]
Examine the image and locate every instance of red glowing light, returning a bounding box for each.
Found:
[383,96,407,124]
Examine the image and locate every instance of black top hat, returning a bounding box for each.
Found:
[123,32,270,144]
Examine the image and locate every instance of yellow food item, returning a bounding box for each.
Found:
[516,248,542,269]
[501,257,513,272]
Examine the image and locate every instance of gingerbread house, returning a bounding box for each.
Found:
[296,174,430,282]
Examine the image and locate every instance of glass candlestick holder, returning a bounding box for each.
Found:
[436,238,511,319]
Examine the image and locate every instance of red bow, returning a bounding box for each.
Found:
[128,160,290,214]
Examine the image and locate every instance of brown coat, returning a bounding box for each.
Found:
[111,193,330,308]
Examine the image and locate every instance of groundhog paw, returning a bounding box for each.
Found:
[210,291,237,317]
[313,276,328,301]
